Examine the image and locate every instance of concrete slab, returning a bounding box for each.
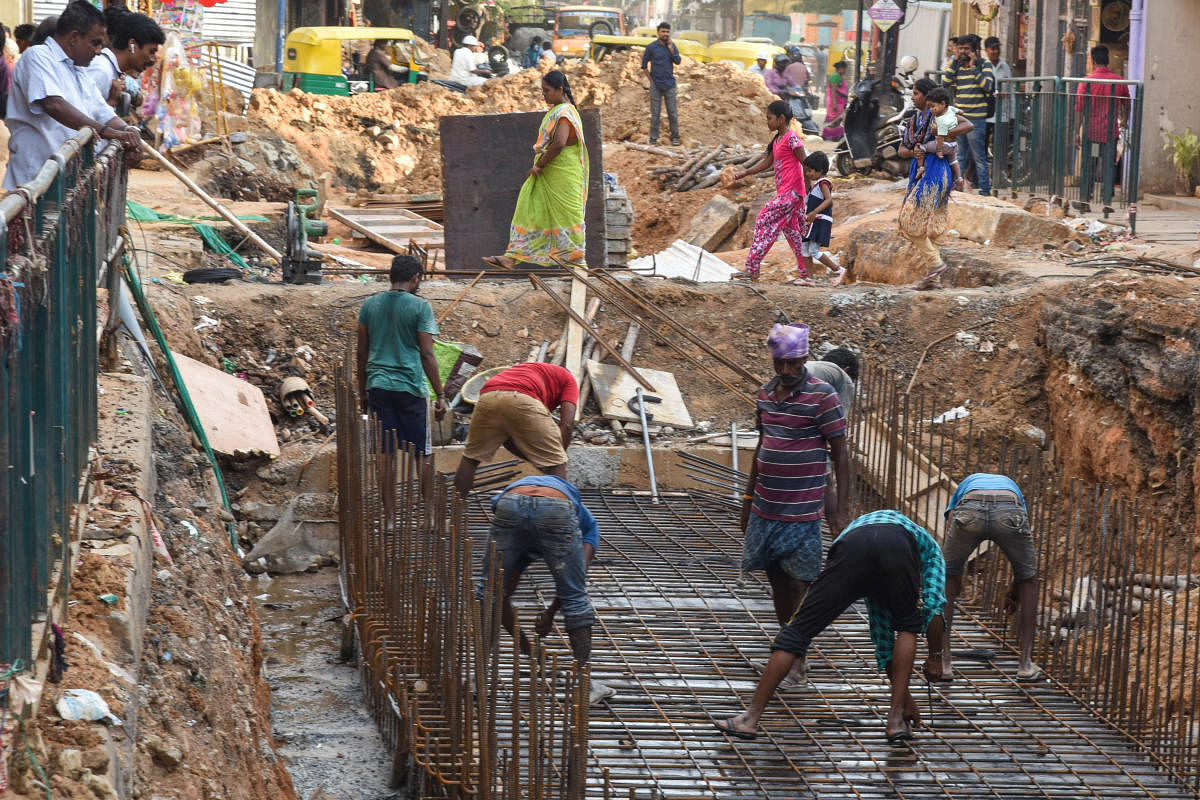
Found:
[174,352,280,458]
[684,195,744,250]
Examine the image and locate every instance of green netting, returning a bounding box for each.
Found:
[126,201,270,270]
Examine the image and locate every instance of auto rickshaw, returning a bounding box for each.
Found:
[589,33,708,62]
[705,39,785,69]
[281,26,427,95]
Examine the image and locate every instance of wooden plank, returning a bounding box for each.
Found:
[586,359,692,428]
[329,207,407,255]
[564,270,588,384]
[174,352,280,458]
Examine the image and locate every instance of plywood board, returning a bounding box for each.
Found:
[174,352,280,458]
[586,359,693,428]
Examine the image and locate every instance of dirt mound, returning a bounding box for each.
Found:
[242,53,778,196]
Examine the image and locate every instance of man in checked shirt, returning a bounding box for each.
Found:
[714,509,947,745]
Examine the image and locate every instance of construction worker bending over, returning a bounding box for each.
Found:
[454,362,577,495]
[714,509,946,744]
[477,475,616,705]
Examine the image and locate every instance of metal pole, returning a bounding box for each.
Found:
[635,387,659,504]
[854,0,865,85]
[276,0,287,75]
[730,422,739,501]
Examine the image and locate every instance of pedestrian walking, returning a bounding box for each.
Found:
[799,151,845,284]
[713,509,947,744]
[356,254,446,516]
[1074,45,1129,207]
[484,71,588,269]
[476,475,616,705]
[731,100,809,282]
[641,21,680,146]
[3,1,142,190]
[943,33,994,195]
[453,361,577,495]
[896,78,974,290]
[739,323,850,691]
[820,60,849,141]
[934,472,1040,682]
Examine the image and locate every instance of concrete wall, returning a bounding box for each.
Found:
[1138,0,1200,193]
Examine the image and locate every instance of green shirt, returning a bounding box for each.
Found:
[358,290,438,396]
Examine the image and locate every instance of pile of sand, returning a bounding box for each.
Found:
[243,52,778,194]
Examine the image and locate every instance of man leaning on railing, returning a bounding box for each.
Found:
[3,0,142,191]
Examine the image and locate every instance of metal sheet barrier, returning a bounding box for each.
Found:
[994,76,1144,217]
[853,364,1200,791]
[0,131,127,666]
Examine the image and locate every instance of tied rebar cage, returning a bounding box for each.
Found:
[853,364,1200,790]
[0,131,128,666]
[335,357,589,799]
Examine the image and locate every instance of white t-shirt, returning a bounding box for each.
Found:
[450,47,486,86]
[85,47,120,100]
[4,38,116,189]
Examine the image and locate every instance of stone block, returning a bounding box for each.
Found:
[684,195,744,251]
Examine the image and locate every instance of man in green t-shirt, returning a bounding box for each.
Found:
[356,255,446,515]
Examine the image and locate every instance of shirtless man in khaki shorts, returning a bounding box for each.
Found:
[453,362,578,496]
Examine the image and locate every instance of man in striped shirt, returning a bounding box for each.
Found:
[740,323,851,690]
[945,33,995,195]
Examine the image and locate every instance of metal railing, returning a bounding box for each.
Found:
[0,130,128,666]
[335,357,589,799]
[994,76,1144,215]
[853,364,1200,791]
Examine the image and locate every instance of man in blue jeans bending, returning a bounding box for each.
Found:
[934,472,1039,682]
[641,21,681,146]
[478,475,617,704]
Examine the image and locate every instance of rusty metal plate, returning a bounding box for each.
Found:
[440,109,605,273]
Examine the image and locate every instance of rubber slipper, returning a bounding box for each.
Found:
[712,717,758,741]
[1017,665,1042,683]
[482,256,515,270]
[886,720,915,745]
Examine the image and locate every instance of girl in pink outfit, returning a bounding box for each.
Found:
[733,100,810,284]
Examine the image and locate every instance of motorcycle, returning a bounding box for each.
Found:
[832,60,919,177]
[776,86,822,137]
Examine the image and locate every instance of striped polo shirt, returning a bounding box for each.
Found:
[752,373,847,523]
[945,60,995,119]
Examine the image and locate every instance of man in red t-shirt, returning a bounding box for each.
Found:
[453,362,579,495]
[1074,45,1129,206]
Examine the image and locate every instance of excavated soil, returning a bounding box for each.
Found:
[242,53,778,194]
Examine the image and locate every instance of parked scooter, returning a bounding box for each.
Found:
[832,56,919,177]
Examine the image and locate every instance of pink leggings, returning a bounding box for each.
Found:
[745,191,806,277]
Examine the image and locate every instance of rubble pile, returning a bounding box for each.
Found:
[241,52,778,194]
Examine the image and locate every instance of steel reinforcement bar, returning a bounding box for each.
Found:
[335,359,589,799]
[854,364,1200,790]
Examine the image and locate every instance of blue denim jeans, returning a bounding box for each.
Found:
[479,494,594,630]
[957,116,991,194]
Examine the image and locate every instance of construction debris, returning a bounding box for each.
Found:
[646,144,760,192]
[629,239,735,282]
[174,352,280,458]
[684,195,746,250]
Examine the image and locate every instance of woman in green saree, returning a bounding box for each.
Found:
[485,70,588,269]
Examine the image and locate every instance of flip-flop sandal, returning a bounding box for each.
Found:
[712,717,759,741]
[1017,666,1043,683]
[788,277,815,286]
[482,256,515,270]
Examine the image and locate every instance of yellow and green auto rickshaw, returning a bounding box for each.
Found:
[281,26,427,95]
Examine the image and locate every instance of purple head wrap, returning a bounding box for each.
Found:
[767,323,810,359]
